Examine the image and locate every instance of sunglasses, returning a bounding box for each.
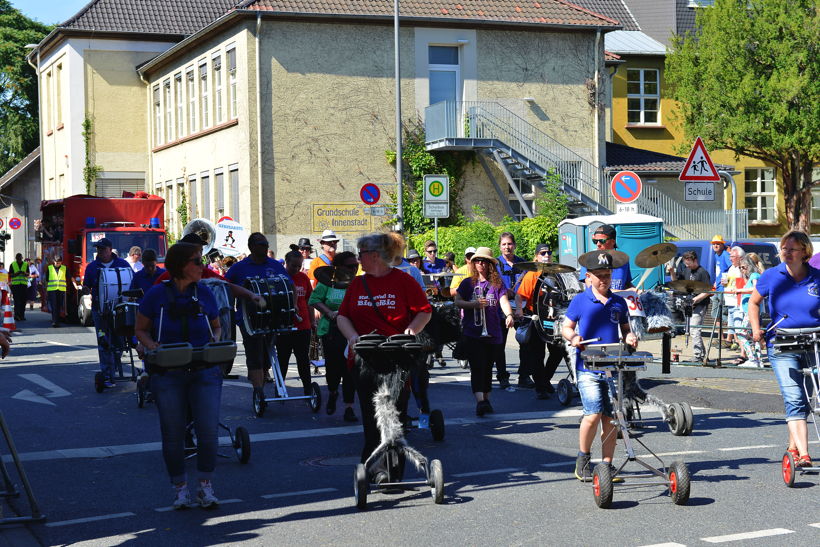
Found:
[426,249,437,253]
[538,250,551,256]
[592,238,609,245]
[358,250,376,259]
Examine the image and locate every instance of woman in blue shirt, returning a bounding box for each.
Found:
[135,242,222,510]
[748,231,820,469]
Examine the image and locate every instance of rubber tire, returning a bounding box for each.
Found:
[234,426,251,464]
[429,409,445,442]
[592,462,614,509]
[667,403,687,436]
[680,402,695,436]
[253,389,266,418]
[309,382,322,413]
[354,464,368,510]
[557,378,573,406]
[782,451,796,488]
[94,372,104,394]
[668,460,691,505]
[430,459,444,504]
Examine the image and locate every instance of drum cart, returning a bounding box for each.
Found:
[582,345,691,508]
[94,288,143,393]
[352,334,445,510]
[775,327,820,487]
[242,276,321,418]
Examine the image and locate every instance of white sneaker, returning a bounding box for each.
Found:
[172,484,192,510]
[197,481,219,509]
[738,361,761,368]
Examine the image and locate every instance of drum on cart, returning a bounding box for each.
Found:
[242,275,297,335]
[98,267,134,311]
[533,271,584,342]
[112,301,138,336]
[426,301,462,346]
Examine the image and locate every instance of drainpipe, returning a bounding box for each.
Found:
[256,14,264,240]
[593,30,601,184]
[138,71,153,197]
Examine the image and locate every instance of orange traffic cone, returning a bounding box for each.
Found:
[2,290,15,331]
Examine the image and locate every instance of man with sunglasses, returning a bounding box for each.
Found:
[578,225,633,291]
[307,229,340,286]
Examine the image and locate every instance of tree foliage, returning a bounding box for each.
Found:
[666,0,819,231]
[0,1,50,175]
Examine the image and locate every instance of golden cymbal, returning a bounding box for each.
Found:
[513,262,577,274]
[314,266,356,289]
[635,243,678,268]
[666,279,712,293]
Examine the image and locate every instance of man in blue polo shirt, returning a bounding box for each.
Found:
[563,249,637,482]
[129,249,165,303]
[578,224,632,290]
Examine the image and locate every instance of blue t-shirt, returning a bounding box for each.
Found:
[139,281,219,347]
[496,254,526,291]
[395,258,425,289]
[129,267,166,303]
[421,258,447,274]
[714,251,732,293]
[754,263,820,347]
[564,286,629,372]
[82,255,132,311]
[578,262,632,291]
[225,256,290,324]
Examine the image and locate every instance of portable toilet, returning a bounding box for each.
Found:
[558,213,664,288]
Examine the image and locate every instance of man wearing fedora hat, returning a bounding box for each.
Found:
[296,238,313,273]
[562,249,637,482]
[307,229,340,285]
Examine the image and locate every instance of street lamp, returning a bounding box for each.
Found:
[394,0,403,232]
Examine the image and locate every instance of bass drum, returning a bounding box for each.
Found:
[242,275,297,336]
[533,272,584,341]
[98,267,134,311]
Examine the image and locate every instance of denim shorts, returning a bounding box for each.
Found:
[769,348,816,421]
[577,370,617,417]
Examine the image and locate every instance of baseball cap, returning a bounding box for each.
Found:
[464,246,477,257]
[407,249,421,260]
[535,243,552,255]
[578,250,629,271]
[94,237,113,248]
[593,224,617,238]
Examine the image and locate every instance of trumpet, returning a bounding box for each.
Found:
[474,285,493,338]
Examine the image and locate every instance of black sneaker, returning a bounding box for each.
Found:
[326,390,338,415]
[575,452,592,482]
[476,401,488,417]
[484,400,494,414]
[517,377,536,389]
[343,407,358,422]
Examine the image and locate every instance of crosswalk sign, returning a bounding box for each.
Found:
[679,136,720,182]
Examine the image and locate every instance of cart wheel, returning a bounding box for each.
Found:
[667,403,687,436]
[309,382,322,413]
[592,463,614,509]
[233,426,251,464]
[668,461,691,505]
[354,464,368,510]
[429,409,445,442]
[557,379,573,406]
[782,451,796,487]
[137,380,146,408]
[253,389,266,417]
[680,402,694,436]
[430,459,444,504]
[94,372,104,394]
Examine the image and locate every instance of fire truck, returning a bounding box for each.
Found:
[39,194,167,324]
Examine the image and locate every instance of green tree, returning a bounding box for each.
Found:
[666,0,819,232]
[0,1,51,174]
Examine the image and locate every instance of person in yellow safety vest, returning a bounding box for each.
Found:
[44,256,67,328]
[9,253,30,322]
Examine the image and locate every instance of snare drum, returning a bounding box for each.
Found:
[113,301,138,336]
[98,267,134,311]
[774,327,820,353]
[242,275,297,336]
[533,272,584,341]
[200,278,233,342]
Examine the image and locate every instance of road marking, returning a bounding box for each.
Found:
[718,444,777,452]
[701,528,794,543]
[809,522,820,528]
[19,373,71,397]
[45,512,136,527]
[453,467,523,478]
[154,498,243,512]
[224,381,252,389]
[11,389,55,406]
[638,543,686,547]
[541,461,574,468]
[261,488,337,499]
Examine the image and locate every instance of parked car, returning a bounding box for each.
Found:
[663,239,780,285]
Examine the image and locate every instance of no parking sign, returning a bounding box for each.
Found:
[8,218,21,230]
[610,171,642,204]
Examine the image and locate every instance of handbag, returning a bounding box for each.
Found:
[515,316,535,345]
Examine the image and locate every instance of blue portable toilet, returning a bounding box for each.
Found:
[558,213,665,288]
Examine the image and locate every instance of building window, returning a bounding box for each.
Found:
[188,175,198,218]
[166,180,176,226]
[215,171,225,213]
[627,68,659,125]
[213,53,223,124]
[45,70,53,130]
[744,168,777,222]
[811,168,820,223]
[163,79,172,143]
[174,73,183,138]
[229,167,239,222]
[55,64,63,126]
[227,48,237,119]
[201,173,211,220]
[428,46,460,106]
[186,67,196,133]
[199,61,209,129]
[153,85,161,145]
[177,179,186,230]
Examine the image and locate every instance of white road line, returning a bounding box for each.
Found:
[701,528,794,543]
[453,467,523,478]
[718,444,777,452]
[224,381,252,389]
[45,512,136,527]
[637,543,686,547]
[541,461,574,468]
[154,498,243,512]
[261,488,337,499]
[809,522,820,529]
[19,373,71,397]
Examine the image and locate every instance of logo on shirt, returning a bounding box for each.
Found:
[609,309,622,325]
[809,283,820,297]
[295,285,306,298]
[357,294,397,308]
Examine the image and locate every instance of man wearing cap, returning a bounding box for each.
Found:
[710,235,733,335]
[307,229,339,285]
[82,238,131,387]
[562,250,637,481]
[447,247,476,297]
[578,225,632,291]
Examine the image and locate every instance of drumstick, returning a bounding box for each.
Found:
[766,314,788,333]
[579,337,601,345]
[634,267,653,291]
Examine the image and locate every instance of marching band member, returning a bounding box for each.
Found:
[275,248,315,395]
[495,232,527,389]
[562,250,637,482]
[578,225,632,290]
[748,231,820,468]
[307,229,340,285]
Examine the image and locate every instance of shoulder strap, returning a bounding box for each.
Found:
[320,254,331,266]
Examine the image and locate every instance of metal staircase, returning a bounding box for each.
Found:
[424,101,746,239]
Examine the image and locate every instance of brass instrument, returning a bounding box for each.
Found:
[474,284,492,338]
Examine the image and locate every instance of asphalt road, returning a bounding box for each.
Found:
[2,311,820,546]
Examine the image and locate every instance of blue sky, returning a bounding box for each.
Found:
[11,0,90,25]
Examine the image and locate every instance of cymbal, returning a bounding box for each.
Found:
[635,243,678,268]
[314,266,356,289]
[666,279,712,293]
[514,262,576,275]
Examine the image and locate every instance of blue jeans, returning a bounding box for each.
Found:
[92,309,122,380]
[151,365,223,484]
[577,371,617,417]
[769,348,816,421]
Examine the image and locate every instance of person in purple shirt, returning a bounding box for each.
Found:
[454,247,514,417]
[748,231,820,469]
[809,251,820,270]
